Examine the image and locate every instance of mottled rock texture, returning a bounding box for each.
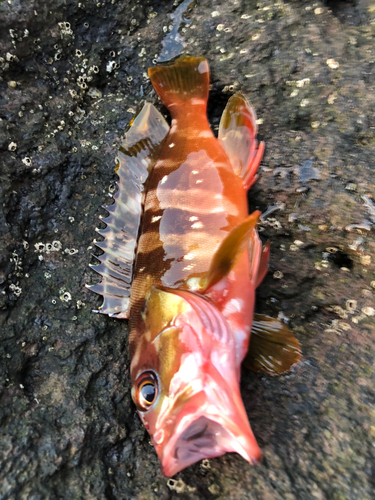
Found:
[1,0,374,499]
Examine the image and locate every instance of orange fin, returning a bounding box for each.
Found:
[201,211,261,291]
[248,228,262,286]
[218,92,264,187]
[87,103,169,318]
[256,242,270,288]
[243,314,301,375]
[148,56,209,109]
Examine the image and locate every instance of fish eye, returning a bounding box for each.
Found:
[134,371,158,411]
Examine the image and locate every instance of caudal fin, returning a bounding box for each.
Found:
[148,56,209,109]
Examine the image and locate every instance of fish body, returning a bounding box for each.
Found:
[88,56,300,477]
[131,59,253,366]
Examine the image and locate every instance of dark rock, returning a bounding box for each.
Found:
[1,0,374,499]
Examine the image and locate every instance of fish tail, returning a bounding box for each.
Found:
[148,56,209,109]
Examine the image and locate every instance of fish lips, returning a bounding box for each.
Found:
[153,381,261,477]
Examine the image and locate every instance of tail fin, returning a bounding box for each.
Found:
[148,56,209,109]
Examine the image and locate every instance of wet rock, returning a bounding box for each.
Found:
[1,0,374,499]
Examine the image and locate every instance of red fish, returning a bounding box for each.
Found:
[88,56,301,477]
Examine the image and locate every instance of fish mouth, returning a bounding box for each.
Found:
[159,404,261,477]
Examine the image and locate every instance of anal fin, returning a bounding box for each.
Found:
[243,314,301,375]
[88,103,169,318]
[218,92,264,189]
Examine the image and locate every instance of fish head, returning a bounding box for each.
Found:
[130,286,261,476]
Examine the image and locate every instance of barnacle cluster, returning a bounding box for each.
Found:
[34,240,62,253]
[9,283,22,297]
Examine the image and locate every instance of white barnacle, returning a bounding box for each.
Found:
[362,307,375,317]
[52,240,62,251]
[189,216,198,221]
[183,253,195,261]
[34,242,45,253]
[326,58,339,69]
[151,215,162,223]
[60,291,72,302]
[191,221,203,229]
[106,61,116,73]
[22,157,32,166]
[160,175,168,185]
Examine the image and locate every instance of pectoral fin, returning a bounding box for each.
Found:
[201,211,261,291]
[219,92,264,188]
[256,242,270,288]
[243,314,301,375]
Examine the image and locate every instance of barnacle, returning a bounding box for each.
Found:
[9,284,22,296]
[60,291,72,302]
[34,242,45,252]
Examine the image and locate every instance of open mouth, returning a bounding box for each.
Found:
[161,415,261,477]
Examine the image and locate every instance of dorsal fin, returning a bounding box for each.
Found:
[218,92,264,188]
[87,103,169,318]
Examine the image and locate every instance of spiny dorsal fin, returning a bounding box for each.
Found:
[219,92,264,188]
[87,103,169,318]
[201,211,261,291]
[243,314,301,375]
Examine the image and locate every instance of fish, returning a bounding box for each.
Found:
[88,55,301,477]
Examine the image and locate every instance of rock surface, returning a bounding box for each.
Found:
[1,0,374,499]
